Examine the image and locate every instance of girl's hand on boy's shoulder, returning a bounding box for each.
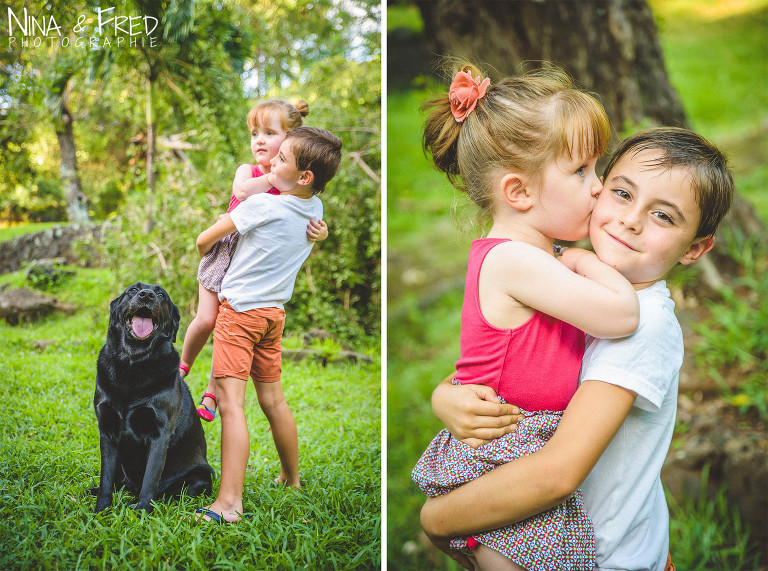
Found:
[558,247,597,272]
[306,219,328,242]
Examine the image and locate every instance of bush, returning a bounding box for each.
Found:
[693,231,768,418]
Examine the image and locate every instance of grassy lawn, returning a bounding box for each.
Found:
[386,1,767,569]
[0,221,60,242]
[0,268,381,570]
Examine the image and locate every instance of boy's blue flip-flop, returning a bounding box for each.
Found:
[195,507,228,524]
[195,507,249,524]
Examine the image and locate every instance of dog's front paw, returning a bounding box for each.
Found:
[95,495,112,513]
[133,501,155,515]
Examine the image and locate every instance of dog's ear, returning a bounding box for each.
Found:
[108,294,124,335]
[170,301,180,343]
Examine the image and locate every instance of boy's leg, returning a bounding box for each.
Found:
[197,299,258,523]
[198,374,249,522]
[253,380,300,488]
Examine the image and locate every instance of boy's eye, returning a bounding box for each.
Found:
[612,188,630,201]
[653,211,673,224]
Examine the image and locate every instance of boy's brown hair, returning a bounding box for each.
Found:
[284,127,343,194]
[602,127,734,238]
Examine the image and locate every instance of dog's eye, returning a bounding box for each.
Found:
[157,292,165,299]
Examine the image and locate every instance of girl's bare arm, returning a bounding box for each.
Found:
[232,164,273,201]
[485,242,639,338]
[196,214,237,257]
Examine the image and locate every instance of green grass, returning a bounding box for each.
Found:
[0,268,381,570]
[667,466,762,569]
[0,221,60,242]
[386,1,766,568]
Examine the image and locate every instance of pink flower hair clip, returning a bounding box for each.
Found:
[449,70,491,123]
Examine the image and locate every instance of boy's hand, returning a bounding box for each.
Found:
[307,219,328,242]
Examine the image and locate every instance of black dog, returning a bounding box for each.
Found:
[93,282,214,513]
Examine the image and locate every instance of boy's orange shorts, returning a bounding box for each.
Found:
[212,299,285,383]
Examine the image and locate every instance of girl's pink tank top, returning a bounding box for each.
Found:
[454,238,584,411]
[226,165,279,213]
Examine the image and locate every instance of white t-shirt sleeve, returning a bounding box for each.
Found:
[229,193,272,234]
[580,286,683,412]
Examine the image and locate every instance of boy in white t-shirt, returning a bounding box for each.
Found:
[193,127,342,523]
[421,127,735,571]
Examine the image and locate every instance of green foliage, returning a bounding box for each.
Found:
[282,55,382,337]
[667,466,762,569]
[387,3,424,33]
[1,0,381,339]
[243,0,380,97]
[24,261,75,292]
[693,232,768,418]
[0,266,380,569]
[97,57,381,339]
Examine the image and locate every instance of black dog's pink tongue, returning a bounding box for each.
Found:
[132,316,153,338]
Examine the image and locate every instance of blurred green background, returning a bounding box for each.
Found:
[386,0,768,569]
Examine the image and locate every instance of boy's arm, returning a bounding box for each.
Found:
[421,380,636,540]
[489,242,639,338]
[232,164,274,201]
[307,219,328,242]
[196,214,237,257]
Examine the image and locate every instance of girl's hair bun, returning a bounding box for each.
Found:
[293,100,310,117]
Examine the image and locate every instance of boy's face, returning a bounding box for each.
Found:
[269,140,310,195]
[251,115,287,172]
[590,149,713,289]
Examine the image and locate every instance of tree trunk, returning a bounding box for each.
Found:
[414,0,764,287]
[55,85,90,224]
[416,0,688,134]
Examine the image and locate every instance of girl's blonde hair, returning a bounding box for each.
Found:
[423,63,610,216]
[246,100,309,133]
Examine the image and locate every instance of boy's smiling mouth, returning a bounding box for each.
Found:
[605,230,639,252]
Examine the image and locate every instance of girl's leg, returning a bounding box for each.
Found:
[253,380,300,488]
[473,545,528,571]
[181,285,220,412]
[197,375,249,523]
[180,285,220,374]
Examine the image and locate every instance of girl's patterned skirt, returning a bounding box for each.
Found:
[412,407,595,571]
[197,231,240,293]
